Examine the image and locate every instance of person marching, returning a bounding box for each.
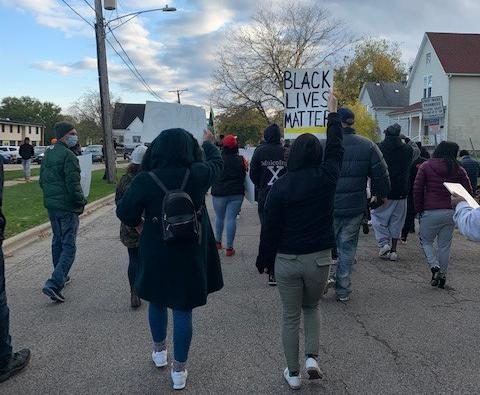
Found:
[414,141,472,288]
[116,129,223,391]
[115,145,147,309]
[256,93,344,390]
[211,135,247,257]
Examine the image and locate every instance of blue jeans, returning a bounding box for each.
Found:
[0,248,12,368]
[212,195,244,248]
[45,210,80,291]
[148,303,192,363]
[334,214,364,298]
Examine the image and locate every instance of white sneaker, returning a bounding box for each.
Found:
[305,358,323,380]
[171,369,188,390]
[389,252,398,261]
[152,350,168,368]
[283,368,301,390]
[379,244,391,259]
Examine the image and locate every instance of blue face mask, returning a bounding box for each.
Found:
[65,135,78,148]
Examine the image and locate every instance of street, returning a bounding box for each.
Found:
[2,199,480,394]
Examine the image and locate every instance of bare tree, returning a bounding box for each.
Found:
[213,1,355,120]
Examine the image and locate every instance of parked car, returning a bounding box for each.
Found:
[0,149,12,163]
[0,146,20,163]
[84,145,104,162]
[33,146,47,164]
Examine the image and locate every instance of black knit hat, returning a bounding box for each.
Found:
[54,122,75,139]
[338,108,355,125]
[385,123,401,136]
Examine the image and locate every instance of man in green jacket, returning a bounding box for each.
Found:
[40,122,86,302]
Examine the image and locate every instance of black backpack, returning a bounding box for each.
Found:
[148,169,200,243]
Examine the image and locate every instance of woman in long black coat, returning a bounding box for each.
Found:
[116,128,223,391]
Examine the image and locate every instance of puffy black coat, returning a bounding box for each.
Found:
[19,143,34,160]
[211,148,246,197]
[334,128,390,217]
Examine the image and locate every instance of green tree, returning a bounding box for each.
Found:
[0,96,62,142]
[216,107,269,146]
[347,100,379,142]
[334,39,406,105]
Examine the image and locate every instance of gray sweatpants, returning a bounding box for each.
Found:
[22,159,31,179]
[275,250,330,373]
[371,199,407,248]
[419,209,455,273]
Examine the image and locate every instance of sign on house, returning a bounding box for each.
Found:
[283,68,333,139]
[422,96,444,120]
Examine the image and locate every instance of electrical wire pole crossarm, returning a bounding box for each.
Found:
[169,89,188,104]
[95,0,116,184]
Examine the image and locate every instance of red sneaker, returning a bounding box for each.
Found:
[216,242,223,250]
[226,248,235,257]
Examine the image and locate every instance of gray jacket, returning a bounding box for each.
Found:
[334,127,390,217]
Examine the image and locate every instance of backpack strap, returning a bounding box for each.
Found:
[148,172,168,194]
[180,169,190,191]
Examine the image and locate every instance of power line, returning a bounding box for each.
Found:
[59,0,94,27]
[82,0,96,13]
[106,31,164,101]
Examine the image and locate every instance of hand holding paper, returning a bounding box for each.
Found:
[443,182,479,209]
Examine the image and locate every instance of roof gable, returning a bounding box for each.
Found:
[112,103,145,129]
[426,32,480,74]
[362,82,409,108]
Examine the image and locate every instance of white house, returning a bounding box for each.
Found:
[359,81,409,137]
[388,32,480,149]
[112,103,145,149]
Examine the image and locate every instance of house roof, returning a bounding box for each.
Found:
[427,32,480,74]
[0,118,45,127]
[388,101,422,116]
[112,103,145,130]
[361,82,409,108]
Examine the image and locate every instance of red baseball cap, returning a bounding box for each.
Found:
[223,135,238,149]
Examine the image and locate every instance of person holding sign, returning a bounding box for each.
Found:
[414,142,472,288]
[256,93,343,390]
[452,194,480,241]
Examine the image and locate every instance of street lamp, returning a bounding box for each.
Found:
[106,5,177,27]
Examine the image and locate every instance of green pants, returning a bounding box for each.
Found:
[275,250,330,373]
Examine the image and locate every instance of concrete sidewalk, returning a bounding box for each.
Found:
[2,200,480,394]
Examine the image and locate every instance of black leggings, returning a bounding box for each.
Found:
[127,247,140,291]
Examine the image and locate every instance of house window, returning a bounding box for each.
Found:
[29,126,32,133]
[1,124,4,133]
[423,75,433,98]
[132,136,141,143]
[36,127,39,135]
[8,125,12,133]
[426,52,431,64]
[9,140,16,146]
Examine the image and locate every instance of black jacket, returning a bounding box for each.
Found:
[334,128,390,217]
[460,155,480,194]
[256,113,344,274]
[211,149,246,197]
[378,136,419,200]
[249,131,286,209]
[19,143,34,160]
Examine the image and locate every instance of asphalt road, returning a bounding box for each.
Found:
[2,199,480,394]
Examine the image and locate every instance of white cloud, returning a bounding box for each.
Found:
[32,57,97,75]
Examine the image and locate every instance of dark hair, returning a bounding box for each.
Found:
[433,141,460,175]
[222,146,239,155]
[24,137,30,142]
[459,149,470,157]
[287,133,323,171]
[126,162,142,175]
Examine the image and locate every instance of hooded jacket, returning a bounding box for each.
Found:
[256,113,344,274]
[211,147,246,197]
[334,127,390,217]
[414,158,472,213]
[19,143,34,160]
[460,155,480,194]
[249,125,287,210]
[116,129,224,310]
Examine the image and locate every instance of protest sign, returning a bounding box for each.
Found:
[78,153,92,198]
[143,101,207,143]
[421,96,444,120]
[239,148,256,204]
[283,68,333,139]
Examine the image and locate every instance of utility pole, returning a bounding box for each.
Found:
[169,89,188,104]
[94,0,116,183]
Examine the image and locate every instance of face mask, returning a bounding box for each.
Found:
[65,135,78,148]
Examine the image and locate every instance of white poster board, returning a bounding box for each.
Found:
[78,153,92,198]
[422,96,444,120]
[283,68,333,139]
[444,182,479,208]
[239,148,256,204]
[142,101,207,143]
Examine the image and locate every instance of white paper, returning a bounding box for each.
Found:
[443,182,479,208]
[239,148,256,203]
[142,101,207,143]
[78,153,92,198]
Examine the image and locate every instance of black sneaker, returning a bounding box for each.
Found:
[0,349,31,383]
[268,274,277,287]
[438,273,446,289]
[362,222,369,235]
[42,286,65,303]
[430,267,440,287]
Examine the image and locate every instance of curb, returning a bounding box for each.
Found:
[3,193,115,255]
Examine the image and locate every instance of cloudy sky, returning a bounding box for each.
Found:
[0,0,479,112]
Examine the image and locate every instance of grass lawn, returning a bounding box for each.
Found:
[4,168,41,181]
[3,168,125,238]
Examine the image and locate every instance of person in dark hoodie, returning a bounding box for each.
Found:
[255,93,343,390]
[371,124,420,261]
[459,150,479,195]
[414,141,472,289]
[250,123,286,286]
